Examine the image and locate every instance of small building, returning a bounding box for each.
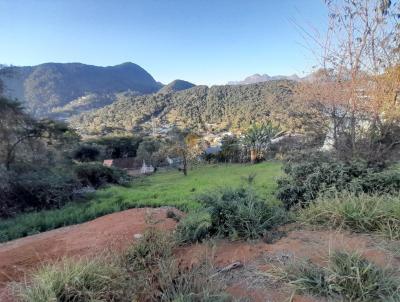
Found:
[140,161,155,174]
[103,157,142,170]
[166,156,182,166]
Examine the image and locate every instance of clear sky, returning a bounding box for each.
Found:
[0,0,328,85]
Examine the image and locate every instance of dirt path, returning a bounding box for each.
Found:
[0,207,179,301]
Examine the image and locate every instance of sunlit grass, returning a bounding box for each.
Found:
[0,162,282,243]
[95,162,283,211]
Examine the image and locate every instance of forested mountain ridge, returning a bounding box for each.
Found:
[158,79,195,94]
[228,73,301,85]
[70,80,296,135]
[0,62,162,117]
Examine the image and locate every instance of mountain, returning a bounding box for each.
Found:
[158,79,195,94]
[70,80,296,136]
[0,62,162,117]
[228,73,301,85]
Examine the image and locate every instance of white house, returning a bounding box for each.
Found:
[140,161,155,174]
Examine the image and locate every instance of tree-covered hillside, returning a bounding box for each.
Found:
[0,62,162,117]
[70,80,296,135]
[158,79,195,94]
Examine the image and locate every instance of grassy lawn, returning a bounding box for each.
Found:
[0,161,282,243]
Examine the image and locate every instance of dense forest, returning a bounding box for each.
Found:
[70,80,298,135]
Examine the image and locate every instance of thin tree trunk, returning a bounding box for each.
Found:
[250,149,257,164]
[182,153,187,176]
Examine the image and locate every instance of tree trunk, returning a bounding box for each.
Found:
[350,109,356,156]
[250,149,257,164]
[332,109,338,151]
[182,154,188,176]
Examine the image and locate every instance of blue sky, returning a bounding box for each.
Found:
[0,0,328,85]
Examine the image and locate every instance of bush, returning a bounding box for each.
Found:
[72,145,100,162]
[298,192,400,239]
[201,187,287,240]
[175,210,212,243]
[74,163,129,188]
[176,187,287,242]
[123,228,173,270]
[349,169,400,194]
[14,257,128,302]
[276,151,400,209]
[91,136,142,159]
[282,251,400,301]
[0,167,79,217]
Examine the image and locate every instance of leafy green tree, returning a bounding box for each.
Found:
[219,135,241,163]
[0,98,75,170]
[136,138,161,165]
[92,136,142,159]
[168,127,201,176]
[72,145,100,162]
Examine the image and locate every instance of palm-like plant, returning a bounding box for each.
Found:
[243,123,279,163]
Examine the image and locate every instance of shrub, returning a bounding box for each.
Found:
[122,228,173,270]
[298,192,400,239]
[72,145,100,162]
[282,251,400,301]
[175,210,212,244]
[0,167,79,217]
[91,136,142,159]
[349,169,400,194]
[218,135,241,163]
[14,257,128,302]
[197,187,287,240]
[276,151,400,209]
[74,162,129,188]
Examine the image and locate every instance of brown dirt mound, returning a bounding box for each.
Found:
[0,207,180,301]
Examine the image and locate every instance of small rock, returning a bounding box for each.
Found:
[133,233,143,240]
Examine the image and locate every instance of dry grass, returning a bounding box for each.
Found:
[13,228,230,302]
[298,192,400,239]
[276,251,400,301]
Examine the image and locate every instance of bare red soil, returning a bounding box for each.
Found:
[0,209,397,302]
[0,207,179,301]
[176,226,398,302]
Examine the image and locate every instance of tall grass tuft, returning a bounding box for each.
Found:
[14,229,231,301]
[14,256,128,302]
[298,192,400,239]
[122,228,173,270]
[175,210,212,244]
[280,251,400,301]
[150,259,230,302]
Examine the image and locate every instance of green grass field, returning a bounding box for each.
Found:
[0,162,282,243]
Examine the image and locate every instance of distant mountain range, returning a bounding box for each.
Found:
[0,62,165,117]
[228,73,302,85]
[0,62,306,127]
